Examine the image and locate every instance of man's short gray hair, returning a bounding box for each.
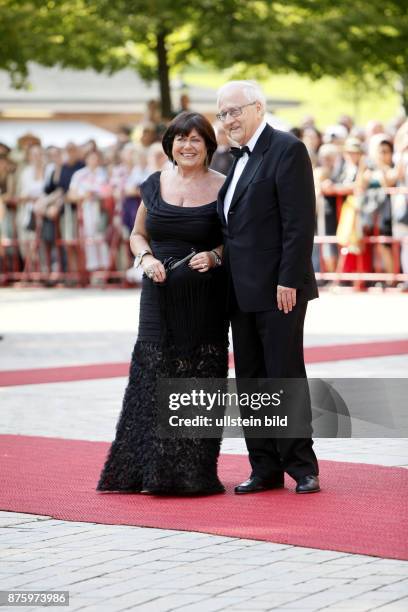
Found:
[217,80,266,113]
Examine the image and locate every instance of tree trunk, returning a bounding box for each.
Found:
[156,30,172,119]
[396,74,408,115]
[401,76,408,115]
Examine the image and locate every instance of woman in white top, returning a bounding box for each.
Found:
[68,150,110,272]
[17,145,46,262]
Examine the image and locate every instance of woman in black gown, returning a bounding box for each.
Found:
[97,113,229,495]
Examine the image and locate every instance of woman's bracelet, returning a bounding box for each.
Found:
[211,250,222,267]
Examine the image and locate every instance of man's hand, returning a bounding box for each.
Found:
[277,285,296,314]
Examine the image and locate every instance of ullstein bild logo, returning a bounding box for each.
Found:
[168,414,288,428]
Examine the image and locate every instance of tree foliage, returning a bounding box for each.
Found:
[1,0,407,115]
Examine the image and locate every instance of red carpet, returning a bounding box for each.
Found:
[1,435,407,560]
[1,339,407,387]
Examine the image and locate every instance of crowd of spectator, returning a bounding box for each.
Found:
[304,114,408,287]
[0,111,171,284]
[0,98,407,288]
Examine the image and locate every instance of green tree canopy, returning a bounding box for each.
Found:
[1,0,407,116]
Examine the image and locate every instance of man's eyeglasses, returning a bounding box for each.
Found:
[216,101,257,123]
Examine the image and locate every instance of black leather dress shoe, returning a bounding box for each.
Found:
[295,475,320,494]
[234,475,284,494]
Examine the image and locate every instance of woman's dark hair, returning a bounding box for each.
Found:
[85,149,102,163]
[162,112,217,165]
[379,139,393,153]
[0,142,11,154]
[290,127,303,139]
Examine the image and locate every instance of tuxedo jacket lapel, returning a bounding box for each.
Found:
[229,125,273,212]
[217,157,238,222]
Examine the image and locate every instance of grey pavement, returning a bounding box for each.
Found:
[1,288,407,611]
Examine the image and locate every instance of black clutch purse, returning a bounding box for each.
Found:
[162,249,196,274]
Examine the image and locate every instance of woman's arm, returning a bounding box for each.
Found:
[130,202,166,282]
[129,202,151,257]
[66,186,82,204]
[66,173,82,204]
[124,184,142,197]
[212,245,223,258]
[380,166,398,187]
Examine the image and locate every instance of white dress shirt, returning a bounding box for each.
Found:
[223,120,267,220]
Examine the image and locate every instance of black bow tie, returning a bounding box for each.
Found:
[230,146,251,159]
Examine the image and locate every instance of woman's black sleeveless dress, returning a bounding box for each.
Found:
[97,172,229,494]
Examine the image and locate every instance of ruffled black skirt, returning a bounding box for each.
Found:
[97,265,229,495]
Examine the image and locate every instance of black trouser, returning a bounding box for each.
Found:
[230,298,319,481]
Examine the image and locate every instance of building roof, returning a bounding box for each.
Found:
[0,63,300,115]
[0,120,117,148]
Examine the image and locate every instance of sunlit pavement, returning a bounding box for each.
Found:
[1,288,407,611]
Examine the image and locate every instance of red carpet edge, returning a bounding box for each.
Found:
[1,339,407,387]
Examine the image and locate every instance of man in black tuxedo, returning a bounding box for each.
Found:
[216,81,320,494]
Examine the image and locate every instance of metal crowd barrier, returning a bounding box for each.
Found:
[0,198,134,288]
[315,186,408,288]
[1,187,407,289]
